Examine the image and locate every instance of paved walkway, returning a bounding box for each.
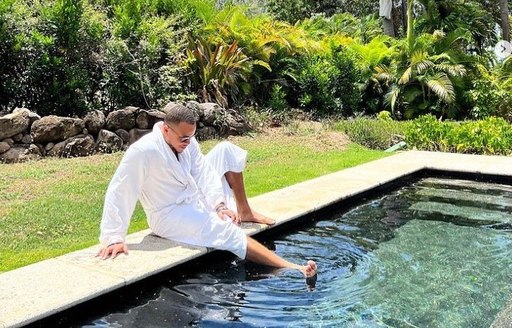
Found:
[1,151,511,328]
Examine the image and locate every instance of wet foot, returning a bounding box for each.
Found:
[239,210,276,225]
[302,260,318,289]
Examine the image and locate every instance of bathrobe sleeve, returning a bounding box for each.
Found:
[99,146,148,246]
[189,138,225,210]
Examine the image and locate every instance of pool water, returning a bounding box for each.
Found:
[82,178,512,327]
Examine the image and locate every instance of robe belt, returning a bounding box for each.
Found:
[144,193,197,214]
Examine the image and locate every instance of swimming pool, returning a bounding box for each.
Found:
[49,177,512,327]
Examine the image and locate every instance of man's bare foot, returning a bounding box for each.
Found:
[302,260,318,288]
[239,210,276,225]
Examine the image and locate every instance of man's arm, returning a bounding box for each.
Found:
[97,147,148,259]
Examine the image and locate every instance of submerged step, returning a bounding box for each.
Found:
[415,188,512,208]
[410,201,511,223]
[421,178,512,193]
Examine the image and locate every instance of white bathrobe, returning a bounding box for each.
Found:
[99,122,248,258]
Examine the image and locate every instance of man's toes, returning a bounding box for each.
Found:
[306,260,317,274]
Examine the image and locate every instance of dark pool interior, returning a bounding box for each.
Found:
[31,176,512,327]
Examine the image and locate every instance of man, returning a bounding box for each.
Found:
[97,103,317,286]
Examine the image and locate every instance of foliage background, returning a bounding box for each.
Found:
[0,0,511,126]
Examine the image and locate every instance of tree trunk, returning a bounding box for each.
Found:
[499,0,510,41]
[401,0,408,35]
[382,17,395,37]
[380,0,395,37]
[407,0,414,52]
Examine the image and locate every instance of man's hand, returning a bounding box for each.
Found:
[217,208,240,226]
[96,242,129,260]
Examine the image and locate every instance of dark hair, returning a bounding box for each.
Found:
[163,103,198,125]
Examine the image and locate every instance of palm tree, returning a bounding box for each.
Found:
[376,0,468,118]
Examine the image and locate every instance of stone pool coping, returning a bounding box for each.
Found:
[1,150,512,328]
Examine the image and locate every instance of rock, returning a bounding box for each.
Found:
[95,129,123,153]
[198,102,223,125]
[21,134,33,144]
[0,144,41,163]
[33,144,46,157]
[26,110,41,127]
[185,101,203,120]
[224,110,248,136]
[48,140,68,157]
[0,141,10,154]
[136,110,165,129]
[128,128,152,145]
[12,133,23,142]
[45,142,54,151]
[61,135,96,157]
[3,138,14,146]
[84,110,105,135]
[49,135,95,158]
[105,107,138,131]
[195,126,218,141]
[31,115,85,143]
[115,129,130,144]
[0,108,31,140]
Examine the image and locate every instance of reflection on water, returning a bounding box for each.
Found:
[82,178,512,327]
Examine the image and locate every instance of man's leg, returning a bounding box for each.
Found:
[245,236,317,284]
[224,171,275,225]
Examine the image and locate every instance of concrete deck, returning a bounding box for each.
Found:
[1,151,512,328]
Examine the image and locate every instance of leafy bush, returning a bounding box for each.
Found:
[0,0,194,116]
[466,65,512,120]
[100,13,193,111]
[334,116,408,150]
[0,0,106,116]
[266,84,288,113]
[291,49,360,117]
[405,115,512,155]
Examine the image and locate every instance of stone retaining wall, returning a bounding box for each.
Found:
[0,101,248,163]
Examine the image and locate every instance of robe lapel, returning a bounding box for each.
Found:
[154,123,189,185]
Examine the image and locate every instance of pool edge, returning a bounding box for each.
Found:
[1,150,512,328]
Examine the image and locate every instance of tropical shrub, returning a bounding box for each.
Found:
[466,63,512,120]
[298,12,382,45]
[290,49,360,117]
[200,7,313,107]
[184,37,261,108]
[265,0,378,23]
[405,114,512,155]
[415,0,497,54]
[334,116,408,150]
[347,35,397,114]
[100,11,192,111]
[266,84,288,113]
[0,0,106,116]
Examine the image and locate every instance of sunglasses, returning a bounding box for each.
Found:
[166,124,196,143]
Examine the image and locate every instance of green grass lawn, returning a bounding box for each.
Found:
[0,127,390,272]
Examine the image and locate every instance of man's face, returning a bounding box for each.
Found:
[162,122,196,153]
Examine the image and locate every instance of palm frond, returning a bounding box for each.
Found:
[384,85,401,113]
[436,63,466,77]
[426,73,455,104]
[399,66,413,85]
